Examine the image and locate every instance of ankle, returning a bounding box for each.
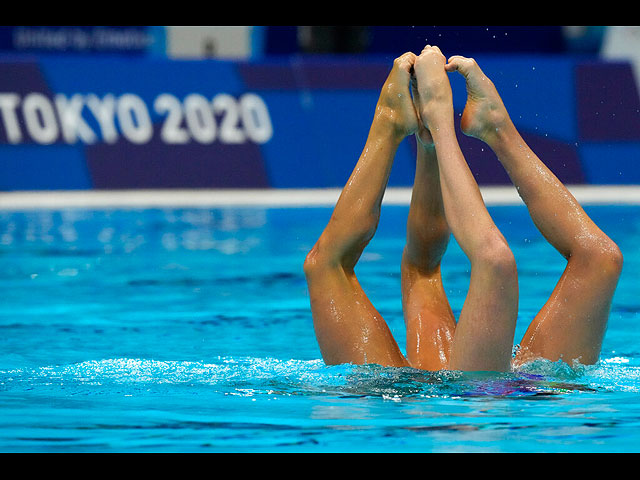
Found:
[465,105,509,142]
[481,114,518,150]
[485,121,526,159]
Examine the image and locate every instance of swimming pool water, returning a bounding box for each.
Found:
[0,204,639,452]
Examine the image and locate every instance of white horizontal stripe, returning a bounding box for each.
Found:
[1,185,640,210]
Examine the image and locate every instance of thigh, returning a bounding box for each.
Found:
[401,258,456,371]
[514,257,620,367]
[448,261,519,372]
[306,263,409,368]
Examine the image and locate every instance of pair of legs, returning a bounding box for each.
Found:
[304,50,623,371]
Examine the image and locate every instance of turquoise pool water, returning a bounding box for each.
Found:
[0,204,639,452]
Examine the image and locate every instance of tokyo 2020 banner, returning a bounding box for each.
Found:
[0,55,639,190]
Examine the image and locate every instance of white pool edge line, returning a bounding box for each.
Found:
[1,185,640,210]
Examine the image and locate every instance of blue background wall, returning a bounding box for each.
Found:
[0,52,638,190]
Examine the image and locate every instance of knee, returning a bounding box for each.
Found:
[303,243,323,277]
[406,215,450,250]
[404,221,451,272]
[303,239,339,277]
[473,236,518,279]
[601,240,624,278]
[574,237,623,280]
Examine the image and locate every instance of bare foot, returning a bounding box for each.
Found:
[445,56,511,145]
[376,51,421,139]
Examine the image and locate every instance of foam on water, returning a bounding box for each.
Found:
[4,355,638,400]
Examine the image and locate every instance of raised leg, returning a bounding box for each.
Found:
[413,46,519,372]
[304,53,420,368]
[447,55,624,366]
[401,129,456,371]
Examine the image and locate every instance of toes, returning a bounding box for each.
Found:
[446,56,478,77]
[394,52,417,73]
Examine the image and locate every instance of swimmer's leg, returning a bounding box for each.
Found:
[304,126,408,367]
[447,56,623,366]
[304,54,420,368]
[413,46,519,372]
[401,132,456,371]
